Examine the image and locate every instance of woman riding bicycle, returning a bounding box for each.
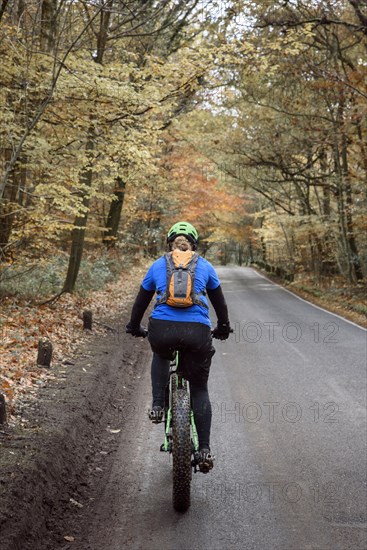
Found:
[126,221,232,473]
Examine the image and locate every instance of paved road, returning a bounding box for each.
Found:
[79,267,367,550]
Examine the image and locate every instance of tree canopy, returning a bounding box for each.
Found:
[0,0,366,293]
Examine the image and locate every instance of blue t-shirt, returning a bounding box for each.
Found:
[142,255,220,327]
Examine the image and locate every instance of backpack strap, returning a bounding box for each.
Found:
[187,252,199,292]
[188,253,208,309]
[154,253,173,307]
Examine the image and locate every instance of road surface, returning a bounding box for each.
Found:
[73,267,367,550]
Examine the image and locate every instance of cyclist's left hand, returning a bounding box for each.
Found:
[126,322,148,338]
[213,321,233,340]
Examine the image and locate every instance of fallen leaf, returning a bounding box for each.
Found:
[69,498,83,508]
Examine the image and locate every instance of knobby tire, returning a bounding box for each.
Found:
[172,378,191,512]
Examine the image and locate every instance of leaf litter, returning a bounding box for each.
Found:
[0,264,148,419]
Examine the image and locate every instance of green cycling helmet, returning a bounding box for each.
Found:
[167,221,199,248]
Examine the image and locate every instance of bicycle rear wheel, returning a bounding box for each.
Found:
[172,378,192,512]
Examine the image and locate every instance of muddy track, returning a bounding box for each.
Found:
[0,318,150,550]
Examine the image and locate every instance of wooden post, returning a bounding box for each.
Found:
[83,310,93,330]
[37,338,53,367]
[0,393,6,424]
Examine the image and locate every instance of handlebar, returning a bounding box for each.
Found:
[126,327,233,339]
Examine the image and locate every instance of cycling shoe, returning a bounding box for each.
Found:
[148,405,164,423]
[198,448,214,473]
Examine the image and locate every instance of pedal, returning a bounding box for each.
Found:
[199,460,214,474]
[192,451,214,474]
[199,453,214,474]
[148,407,164,423]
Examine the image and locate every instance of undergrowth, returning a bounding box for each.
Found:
[0,252,126,300]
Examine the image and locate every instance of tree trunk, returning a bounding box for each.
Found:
[319,148,331,217]
[0,200,15,258]
[355,117,367,201]
[103,177,126,247]
[0,393,6,424]
[341,136,364,281]
[17,0,25,22]
[248,239,254,263]
[317,147,338,276]
[62,130,94,293]
[40,0,57,53]
[17,156,27,206]
[238,243,244,266]
[0,152,23,259]
[333,98,355,282]
[260,236,266,263]
[0,0,9,23]
[95,0,113,64]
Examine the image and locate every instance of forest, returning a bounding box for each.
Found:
[1,0,366,290]
[0,1,366,401]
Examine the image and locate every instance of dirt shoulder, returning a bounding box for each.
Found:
[0,262,152,550]
[0,310,151,550]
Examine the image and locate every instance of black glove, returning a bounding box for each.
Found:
[213,321,232,341]
[126,322,148,338]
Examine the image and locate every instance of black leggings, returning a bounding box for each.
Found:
[151,353,212,449]
[148,319,215,449]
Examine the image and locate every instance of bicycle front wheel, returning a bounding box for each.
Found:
[172,382,192,512]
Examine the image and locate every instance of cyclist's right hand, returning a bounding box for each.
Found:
[126,322,148,338]
[212,321,233,340]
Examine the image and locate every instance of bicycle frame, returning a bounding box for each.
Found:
[161,351,199,457]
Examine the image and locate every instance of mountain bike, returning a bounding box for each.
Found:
[159,349,202,512]
[132,327,231,512]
